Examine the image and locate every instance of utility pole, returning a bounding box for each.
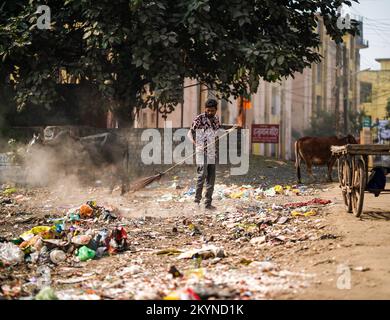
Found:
[237,96,245,128]
[280,86,284,160]
[335,43,341,135]
[343,45,349,135]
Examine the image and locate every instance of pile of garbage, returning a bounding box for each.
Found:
[215,197,333,245]
[214,184,306,200]
[0,201,129,268]
[159,184,318,203]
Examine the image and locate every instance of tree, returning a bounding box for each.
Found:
[304,108,366,138]
[386,98,390,119]
[0,0,359,126]
[303,109,337,137]
[348,108,367,137]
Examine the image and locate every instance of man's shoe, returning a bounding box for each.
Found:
[194,199,200,205]
[205,204,216,210]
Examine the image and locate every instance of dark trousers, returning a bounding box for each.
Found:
[195,162,216,205]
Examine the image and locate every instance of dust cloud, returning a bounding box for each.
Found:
[2,137,121,198]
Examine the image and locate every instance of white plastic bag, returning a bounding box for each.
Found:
[0,242,24,265]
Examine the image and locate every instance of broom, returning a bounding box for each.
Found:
[128,125,238,192]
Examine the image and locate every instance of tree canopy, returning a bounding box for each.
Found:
[303,108,365,137]
[0,0,358,125]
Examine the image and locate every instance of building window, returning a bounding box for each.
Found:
[360,82,372,103]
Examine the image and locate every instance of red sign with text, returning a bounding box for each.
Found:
[251,124,280,144]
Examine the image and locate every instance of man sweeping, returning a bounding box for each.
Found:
[187,98,221,210]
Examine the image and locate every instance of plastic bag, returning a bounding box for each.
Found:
[71,235,92,245]
[273,185,284,194]
[35,287,59,300]
[0,242,24,266]
[77,246,96,261]
[20,226,54,241]
[79,204,94,218]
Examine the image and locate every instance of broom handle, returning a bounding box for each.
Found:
[161,125,238,175]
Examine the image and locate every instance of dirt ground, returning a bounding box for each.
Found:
[1,157,390,300]
[287,186,390,299]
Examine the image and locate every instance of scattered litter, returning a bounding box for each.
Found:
[320,234,339,240]
[56,275,96,284]
[163,288,201,300]
[284,198,332,209]
[77,246,96,261]
[49,250,66,264]
[250,236,266,245]
[118,265,143,276]
[35,287,59,300]
[156,248,182,255]
[177,245,225,260]
[291,209,317,217]
[168,265,183,278]
[2,187,17,196]
[0,180,335,300]
[251,261,277,272]
[353,266,370,272]
[0,242,24,266]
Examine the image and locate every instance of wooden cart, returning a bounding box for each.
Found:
[331,144,390,217]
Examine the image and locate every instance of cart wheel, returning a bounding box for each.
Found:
[340,157,352,213]
[351,159,365,217]
[337,157,343,184]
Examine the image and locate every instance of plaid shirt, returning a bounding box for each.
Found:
[190,113,221,160]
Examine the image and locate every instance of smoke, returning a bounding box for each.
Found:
[14,139,117,195]
[0,128,134,206]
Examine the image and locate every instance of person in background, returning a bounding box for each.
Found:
[187,98,221,210]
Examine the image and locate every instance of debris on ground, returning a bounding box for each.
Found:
[0,169,335,300]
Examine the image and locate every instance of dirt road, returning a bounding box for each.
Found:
[285,185,390,299]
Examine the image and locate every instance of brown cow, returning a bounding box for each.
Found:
[295,135,357,183]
